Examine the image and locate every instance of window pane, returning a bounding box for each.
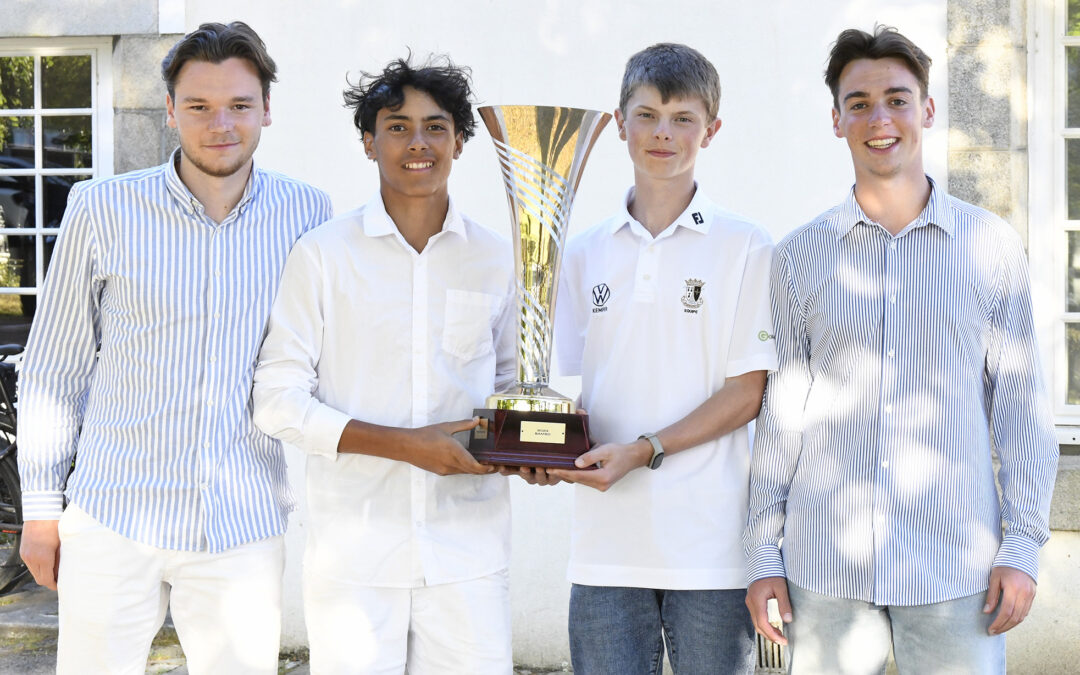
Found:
[0,234,35,288]
[1070,323,1080,404]
[1071,233,1080,312]
[0,172,35,228]
[41,173,88,228]
[42,55,91,109]
[43,115,91,168]
[0,57,34,110]
[0,116,34,165]
[1069,48,1080,127]
[1071,0,1080,35]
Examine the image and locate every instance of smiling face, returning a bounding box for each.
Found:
[166,57,271,180]
[615,84,720,187]
[362,86,463,207]
[831,57,935,183]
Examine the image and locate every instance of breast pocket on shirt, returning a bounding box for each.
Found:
[442,289,499,362]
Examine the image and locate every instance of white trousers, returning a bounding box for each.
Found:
[55,504,285,675]
[303,568,512,675]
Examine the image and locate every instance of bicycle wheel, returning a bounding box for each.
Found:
[0,448,28,594]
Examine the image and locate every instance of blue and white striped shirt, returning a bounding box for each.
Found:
[744,178,1059,606]
[18,152,332,552]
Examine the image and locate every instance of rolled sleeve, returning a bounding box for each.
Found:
[253,237,351,460]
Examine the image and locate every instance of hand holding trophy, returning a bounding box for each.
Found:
[468,105,610,469]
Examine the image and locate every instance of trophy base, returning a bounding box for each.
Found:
[469,407,591,470]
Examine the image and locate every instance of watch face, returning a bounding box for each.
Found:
[649,452,664,470]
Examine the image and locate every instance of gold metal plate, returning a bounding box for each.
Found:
[519,421,566,444]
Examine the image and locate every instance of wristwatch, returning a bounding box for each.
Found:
[638,433,664,470]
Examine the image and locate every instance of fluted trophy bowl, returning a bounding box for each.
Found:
[468,105,611,469]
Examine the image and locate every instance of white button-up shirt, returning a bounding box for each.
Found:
[253,193,517,587]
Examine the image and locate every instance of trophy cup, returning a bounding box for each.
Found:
[468,105,611,469]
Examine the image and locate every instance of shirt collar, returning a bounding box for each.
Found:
[362,191,468,242]
[836,175,952,240]
[608,183,713,237]
[164,147,259,219]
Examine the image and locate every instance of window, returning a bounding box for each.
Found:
[0,40,112,344]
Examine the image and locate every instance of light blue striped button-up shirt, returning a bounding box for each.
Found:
[18,152,332,553]
[745,178,1058,606]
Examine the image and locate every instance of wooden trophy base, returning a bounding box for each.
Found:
[468,408,591,469]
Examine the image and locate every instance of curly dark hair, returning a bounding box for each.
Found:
[343,54,476,142]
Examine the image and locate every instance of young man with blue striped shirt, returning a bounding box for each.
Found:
[18,22,331,674]
[744,26,1059,674]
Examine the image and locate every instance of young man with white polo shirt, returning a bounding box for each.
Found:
[252,57,516,674]
[551,43,776,674]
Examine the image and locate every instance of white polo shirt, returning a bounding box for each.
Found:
[555,187,776,590]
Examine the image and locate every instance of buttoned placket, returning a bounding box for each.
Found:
[633,233,661,304]
[195,206,242,550]
[872,226,901,601]
[409,242,431,584]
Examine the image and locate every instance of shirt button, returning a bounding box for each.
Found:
[890,241,897,250]
[882,460,889,468]
[209,355,217,363]
[643,274,651,280]
[884,404,893,414]
[199,482,209,490]
[203,442,210,449]
[887,349,895,358]
[206,399,214,407]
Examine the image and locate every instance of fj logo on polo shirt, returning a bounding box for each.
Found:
[592,283,611,313]
[692,212,704,225]
[682,278,704,313]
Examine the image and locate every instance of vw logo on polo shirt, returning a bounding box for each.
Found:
[592,283,611,313]
[682,278,705,313]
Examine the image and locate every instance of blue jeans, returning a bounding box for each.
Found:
[568,584,755,675]
[787,583,1006,675]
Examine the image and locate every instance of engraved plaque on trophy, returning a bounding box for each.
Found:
[468,105,611,469]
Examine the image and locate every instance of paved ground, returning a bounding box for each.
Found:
[0,581,565,674]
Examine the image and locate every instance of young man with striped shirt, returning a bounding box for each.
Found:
[744,26,1058,673]
[18,22,331,674]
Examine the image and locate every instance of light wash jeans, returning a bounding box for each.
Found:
[569,584,755,675]
[787,583,1006,675]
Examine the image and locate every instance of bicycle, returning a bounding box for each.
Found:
[0,343,28,594]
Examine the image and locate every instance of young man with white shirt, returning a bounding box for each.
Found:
[18,22,332,674]
[551,43,776,674]
[744,26,1058,674]
[252,57,516,674]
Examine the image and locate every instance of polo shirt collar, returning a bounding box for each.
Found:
[608,183,713,237]
[362,191,468,242]
[164,147,259,219]
[836,175,953,240]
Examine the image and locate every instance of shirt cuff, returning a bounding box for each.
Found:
[992,533,1042,582]
[746,544,787,585]
[22,491,65,521]
[305,403,353,460]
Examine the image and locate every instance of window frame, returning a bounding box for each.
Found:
[0,37,113,304]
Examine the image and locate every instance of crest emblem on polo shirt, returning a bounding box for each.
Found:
[682,278,705,311]
[591,283,611,313]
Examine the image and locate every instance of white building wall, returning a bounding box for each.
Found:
[178,0,949,662]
